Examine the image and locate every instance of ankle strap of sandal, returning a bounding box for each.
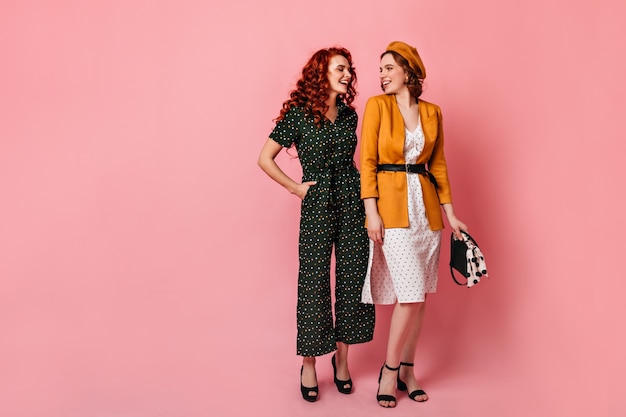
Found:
[384,363,400,371]
[400,362,414,367]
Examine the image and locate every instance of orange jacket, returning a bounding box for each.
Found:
[360,94,452,230]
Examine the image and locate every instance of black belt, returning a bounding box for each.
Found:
[377,164,438,189]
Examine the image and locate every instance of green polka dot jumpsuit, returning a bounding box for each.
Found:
[270,102,375,357]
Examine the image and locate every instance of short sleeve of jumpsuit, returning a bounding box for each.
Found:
[270,103,375,356]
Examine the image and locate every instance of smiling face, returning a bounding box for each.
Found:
[379,52,408,95]
[327,54,353,96]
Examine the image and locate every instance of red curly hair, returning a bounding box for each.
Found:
[276,47,357,127]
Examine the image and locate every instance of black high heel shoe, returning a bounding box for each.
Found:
[397,362,428,402]
[376,363,400,408]
[331,353,352,394]
[300,365,319,402]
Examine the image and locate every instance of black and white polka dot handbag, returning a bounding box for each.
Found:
[450,231,488,288]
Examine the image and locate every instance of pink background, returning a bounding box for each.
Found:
[1,1,624,416]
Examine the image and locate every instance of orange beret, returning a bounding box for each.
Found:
[386,41,426,79]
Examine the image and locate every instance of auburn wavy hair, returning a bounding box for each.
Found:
[276,47,357,127]
[381,50,423,102]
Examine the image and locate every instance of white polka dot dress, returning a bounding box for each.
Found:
[362,118,442,304]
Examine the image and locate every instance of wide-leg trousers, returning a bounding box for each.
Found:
[296,177,375,357]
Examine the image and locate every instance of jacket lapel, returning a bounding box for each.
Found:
[389,95,407,162]
[417,100,439,163]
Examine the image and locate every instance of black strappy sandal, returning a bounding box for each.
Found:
[300,365,318,402]
[376,363,400,408]
[331,354,352,394]
[397,362,428,402]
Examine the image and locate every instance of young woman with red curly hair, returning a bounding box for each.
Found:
[258,47,375,402]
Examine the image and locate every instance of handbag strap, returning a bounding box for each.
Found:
[450,266,467,286]
[459,230,479,246]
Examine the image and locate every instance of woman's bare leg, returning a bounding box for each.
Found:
[399,301,429,401]
[377,302,421,407]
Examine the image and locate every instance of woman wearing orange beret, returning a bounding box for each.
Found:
[360,41,468,408]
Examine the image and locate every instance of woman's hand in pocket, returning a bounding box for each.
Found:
[293,181,317,200]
